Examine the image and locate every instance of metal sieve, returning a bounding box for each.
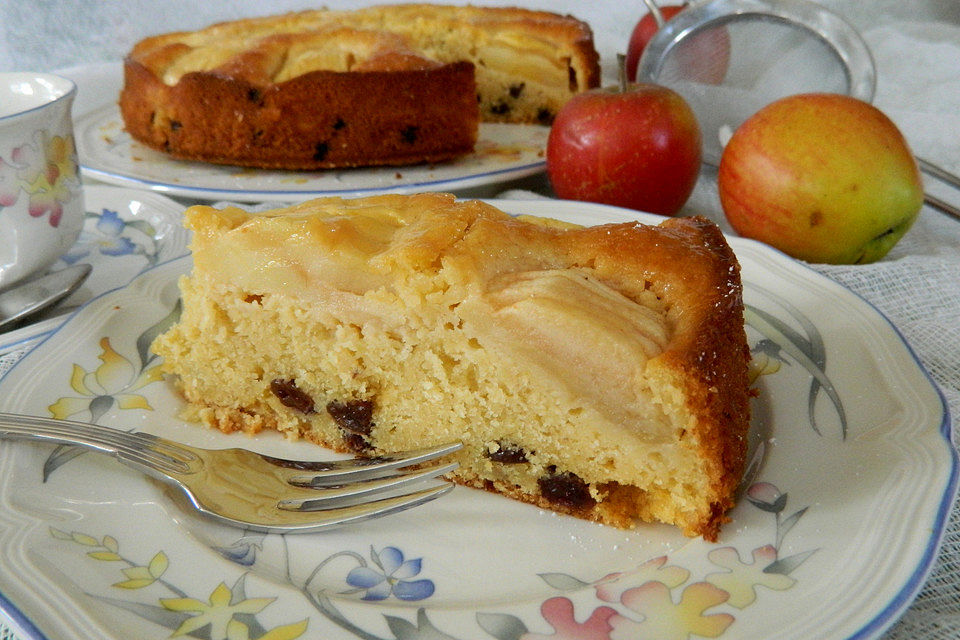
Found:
[636,0,875,165]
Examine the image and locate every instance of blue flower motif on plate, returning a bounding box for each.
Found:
[346,546,435,601]
[60,206,160,266]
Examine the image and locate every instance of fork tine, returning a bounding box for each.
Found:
[195,484,456,534]
[278,461,459,510]
[275,441,463,486]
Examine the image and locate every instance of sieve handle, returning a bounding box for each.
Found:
[641,0,667,27]
[919,157,960,221]
[919,158,960,191]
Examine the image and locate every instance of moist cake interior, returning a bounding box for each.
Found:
[152,193,751,540]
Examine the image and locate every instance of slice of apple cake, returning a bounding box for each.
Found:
[151,193,751,540]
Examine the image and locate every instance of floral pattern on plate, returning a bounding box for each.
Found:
[46,479,812,640]
[0,200,953,640]
[53,184,189,310]
[0,185,186,373]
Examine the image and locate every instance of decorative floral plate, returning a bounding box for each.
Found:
[0,200,954,640]
[0,184,187,363]
[63,63,549,203]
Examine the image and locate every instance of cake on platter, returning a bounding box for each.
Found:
[151,193,752,540]
[120,4,601,169]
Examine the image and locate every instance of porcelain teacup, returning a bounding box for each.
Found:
[0,72,84,291]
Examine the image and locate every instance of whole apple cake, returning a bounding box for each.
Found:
[151,193,752,540]
[119,4,601,170]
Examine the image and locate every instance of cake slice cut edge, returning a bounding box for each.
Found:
[151,193,752,541]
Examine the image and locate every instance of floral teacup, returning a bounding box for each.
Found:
[0,72,84,290]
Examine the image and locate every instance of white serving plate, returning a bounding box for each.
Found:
[0,198,954,640]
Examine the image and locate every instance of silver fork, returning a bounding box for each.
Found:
[0,412,461,533]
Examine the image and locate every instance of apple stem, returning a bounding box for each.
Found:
[642,0,666,28]
[617,53,628,92]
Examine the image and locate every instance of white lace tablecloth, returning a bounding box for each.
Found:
[1,1,958,639]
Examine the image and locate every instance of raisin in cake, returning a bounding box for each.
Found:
[120,4,600,170]
[151,193,751,540]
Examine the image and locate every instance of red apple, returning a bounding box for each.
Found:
[546,82,702,216]
[718,93,924,264]
[625,3,730,84]
[625,4,685,81]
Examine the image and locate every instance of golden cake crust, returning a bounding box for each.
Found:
[120,4,601,169]
[152,194,751,540]
[443,210,751,538]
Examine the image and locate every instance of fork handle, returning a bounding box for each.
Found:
[0,412,126,451]
[0,412,194,475]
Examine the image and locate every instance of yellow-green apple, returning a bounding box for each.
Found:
[624,3,730,84]
[546,82,702,216]
[718,93,923,264]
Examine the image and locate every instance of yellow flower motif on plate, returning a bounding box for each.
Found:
[612,581,734,640]
[705,545,796,608]
[48,337,164,420]
[51,528,308,640]
[225,618,309,640]
[161,582,306,640]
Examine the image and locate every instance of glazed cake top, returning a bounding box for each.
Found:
[127,4,600,89]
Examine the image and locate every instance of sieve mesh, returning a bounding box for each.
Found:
[637,0,876,164]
